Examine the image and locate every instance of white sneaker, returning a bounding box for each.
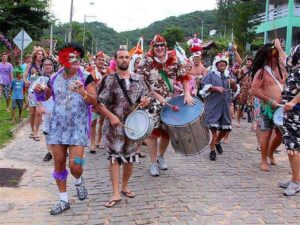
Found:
[284,181,300,196]
[150,162,160,177]
[157,156,168,170]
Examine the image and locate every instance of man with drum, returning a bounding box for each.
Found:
[277,42,300,196]
[200,54,236,161]
[97,48,150,207]
[138,34,194,176]
[251,42,287,171]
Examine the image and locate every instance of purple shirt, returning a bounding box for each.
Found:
[0,62,13,85]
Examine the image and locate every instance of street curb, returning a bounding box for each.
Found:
[10,118,29,137]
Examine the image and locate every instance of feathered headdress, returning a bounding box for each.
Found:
[58,43,84,68]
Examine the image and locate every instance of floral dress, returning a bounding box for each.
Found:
[138,50,187,128]
[47,69,91,147]
[98,73,149,163]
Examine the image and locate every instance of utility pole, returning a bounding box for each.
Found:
[82,15,96,47]
[68,0,74,43]
[201,20,204,40]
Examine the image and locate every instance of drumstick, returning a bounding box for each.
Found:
[120,123,136,132]
[165,102,179,112]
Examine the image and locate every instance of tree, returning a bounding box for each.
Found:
[162,27,185,49]
[216,0,264,53]
[0,0,52,40]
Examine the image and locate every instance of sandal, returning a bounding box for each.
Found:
[138,152,146,158]
[104,199,121,208]
[90,148,96,154]
[121,190,136,198]
[29,133,34,138]
[33,136,41,141]
[96,144,104,149]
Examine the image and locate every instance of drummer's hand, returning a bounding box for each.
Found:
[184,94,195,106]
[213,86,224,93]
[285,101,296,111]
[139,97,150,108]
[109,115,121,127]
[271,100,279,108]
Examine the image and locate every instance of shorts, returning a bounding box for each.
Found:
[208,124,232,131]
[91,112,100,121]
[12,99,24,110]
[1,84,10,99]
[150,128,170,138]
[253,98,261,126]
[282,112,300,151]
[28,93,37,107]
[260,112,276,131]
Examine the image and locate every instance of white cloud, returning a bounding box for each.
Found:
[50,0,216,32]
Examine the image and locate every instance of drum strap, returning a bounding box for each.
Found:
[159,70,173,92]
[114,73,134,107]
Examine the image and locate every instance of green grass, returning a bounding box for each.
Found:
[0,96,28,148]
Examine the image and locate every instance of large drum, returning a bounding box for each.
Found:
[124,110,155,141]
[161,96,211,156]
[273,106,284,133]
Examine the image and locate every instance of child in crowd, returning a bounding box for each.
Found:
[10,69,25,123]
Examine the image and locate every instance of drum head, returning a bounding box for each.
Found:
[273,106,284,126]
[124,110,150,140]
[161,96,203,126]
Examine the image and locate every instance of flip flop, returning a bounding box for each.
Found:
[104,199,121,208]
[90,148,96,154]
[29,133,34,138]
[33,136,41,141]
[121,190,136,198]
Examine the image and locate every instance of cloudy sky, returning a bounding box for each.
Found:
[51,0,217,32]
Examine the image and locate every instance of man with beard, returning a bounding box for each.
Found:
[97,48,150,208]
[138,34,194,176]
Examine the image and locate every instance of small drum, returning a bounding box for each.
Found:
[124,110,155,141]
[161,96,211,156]
[273,106,284,132]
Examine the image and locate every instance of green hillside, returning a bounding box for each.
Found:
[49,10,223,56]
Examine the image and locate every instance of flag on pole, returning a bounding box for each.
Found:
[129,37,143,56]
[174,42,187,64]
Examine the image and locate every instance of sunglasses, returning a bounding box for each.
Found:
[153,43,165,48]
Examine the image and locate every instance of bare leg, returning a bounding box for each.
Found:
[109,162,121,200]
[33,110,42,137]
[158,135,170,156]
[121,163,134,193]
[69,145,85,179]
[97,118,104,146]
[236,108,242,127]
[259,130,272,171]
[6,98,10,112]
[255,125,261,149]
[216,130,228,144]
[210,128,217,151]
[288,153,300,183]
[52,144,68,192]
[29,106,36,134]
[146,137,158,162]
[18,108,23,122]
[90,119,97,150]
[268,128,282,165]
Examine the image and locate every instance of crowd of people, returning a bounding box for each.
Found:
[1,34,300,215]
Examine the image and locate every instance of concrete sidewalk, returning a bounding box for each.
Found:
[0,121,299,225]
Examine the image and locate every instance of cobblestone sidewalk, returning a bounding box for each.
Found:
[0,121,299,225]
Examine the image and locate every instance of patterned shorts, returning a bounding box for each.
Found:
[282,113,300,152]
[1,84,10,99]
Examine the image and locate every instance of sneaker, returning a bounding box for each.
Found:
[150,162,160,177]
[209,151,217,161]
[283,181,300,196]
[216,143,223,154]
[157,156,168,170]
[75,178,88,200]
[278,180,290,189]
[50,200,70,215]
[43,152,52,162]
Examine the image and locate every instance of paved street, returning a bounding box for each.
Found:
[0,120,299,225]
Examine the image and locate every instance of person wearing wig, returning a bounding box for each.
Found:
[138,34,195,177]
[200,53,237,161]
[278,41,300,196]
[251,41,287,172]
[35,43,97,215]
